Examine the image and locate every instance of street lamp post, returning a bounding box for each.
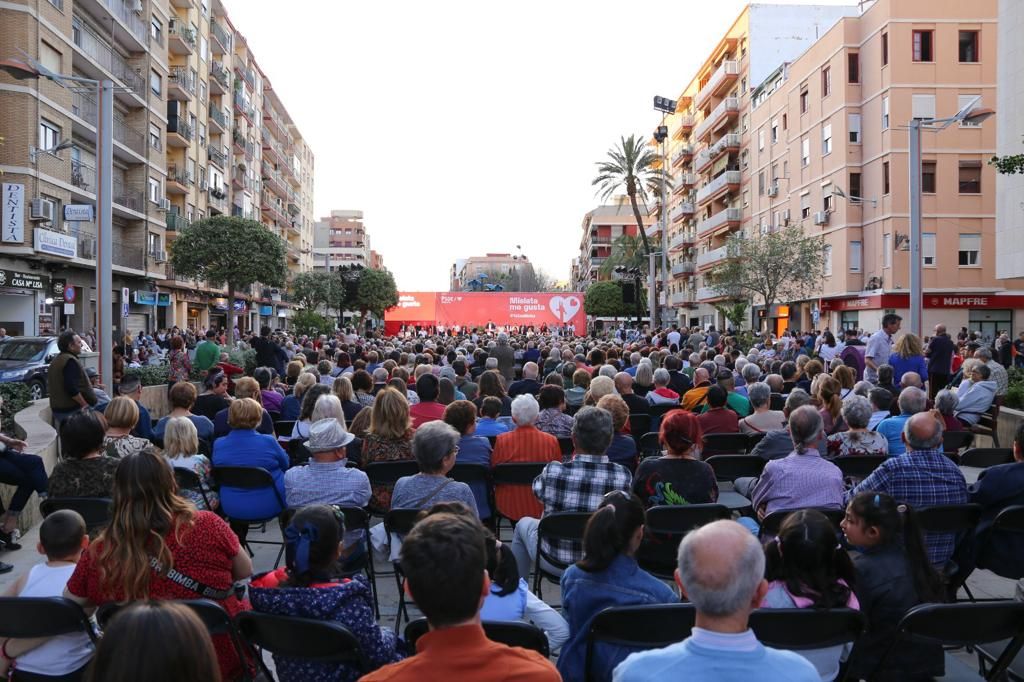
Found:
[906,98,994,337]
[654,96,676,331]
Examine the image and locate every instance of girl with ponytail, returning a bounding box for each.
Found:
[249,505,403,680]
[556,492,678,682]
[841,492,945,681]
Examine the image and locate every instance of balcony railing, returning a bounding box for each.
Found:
[71,90,146,156]
[207,144,227,168]
[168,19,197,52]
[696,286,727,302]
[209,61,230,90]
[208,105,229,131]
[697,245,731,269]
[97,0,148,47]
[111,177,144,212]
[165,211,191,231]
[71,15,145,94]
[210,21,232,53]
[208,187,228,214]
[168,66,196,97]
[696,207,742,238]
[168,119,194,143]
[708,133,741,159]
[70,160,95,193]
[671,262,695,277]
[588,234,612,245]
[669,231,695,251]
[695,171,742,206]
[167,165,190,187]
[695,60,739,108]
[670,291,692,306]
[670,202,695,223]
[694,97,740,141]
[671,145,693,167]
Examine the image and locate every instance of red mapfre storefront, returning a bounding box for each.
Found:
[384,292,586,335]
[820,294,1024,311]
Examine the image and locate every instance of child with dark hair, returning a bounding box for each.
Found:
[474,396,510,437]
[1,510,93,679]
[480,532,568,652]
[841,492,945,681]
[249,505,402,681]
[762,509,859,679]
[557,492,677,682]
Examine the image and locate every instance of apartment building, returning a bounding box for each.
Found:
[657,3,859,329]
[0,0,313,337]
[746,0,1014,338]
[571,203,654,293]
[313,210,379,271]
[450,253,532,292]
[995,0,1024,280]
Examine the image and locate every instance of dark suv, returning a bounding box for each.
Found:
[0,337,61,400]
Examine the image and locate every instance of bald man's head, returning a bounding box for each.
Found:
[900,371,923,388]
[693,368,710,386]
[522,362,539,380]
[614,372,634,394]
[903,411,944,451]
[676,520,765,618]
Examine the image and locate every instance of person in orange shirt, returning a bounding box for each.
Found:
[361,508,559,682]
[681,368,712,412]
[491,395,562,521]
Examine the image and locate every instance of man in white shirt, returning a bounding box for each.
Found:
[666,326,682,349]
[865,314,902,383]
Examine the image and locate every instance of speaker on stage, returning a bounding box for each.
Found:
[622,283,635,304]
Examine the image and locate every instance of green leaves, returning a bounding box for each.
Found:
[169,216,288,290]
[583,280,647,317]
[291,271,338,311]
[355,268,399,318]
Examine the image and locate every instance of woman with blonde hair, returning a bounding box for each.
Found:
[832,364,856,398]
[814,374,847,436]
[332,375,364,424]
[888,333,928,385]
[64,451,251,680]
[361,387,414,513]
[102,396,152,458]
[163,416,218,511]
[280,371,317,421]
[213,376,276,438]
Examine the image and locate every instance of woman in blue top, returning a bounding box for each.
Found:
[443,400,493,521]
[558,491,677,682]
[153,381,215,444]
[212,398,289,542]
[887,333,929,385]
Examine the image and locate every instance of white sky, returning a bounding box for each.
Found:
[224,0,857,291]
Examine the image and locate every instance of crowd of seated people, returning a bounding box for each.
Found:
[0,320,1019,679]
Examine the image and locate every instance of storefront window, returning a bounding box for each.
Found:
[840,311,859,332]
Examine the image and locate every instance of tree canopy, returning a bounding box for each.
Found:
[355,268,399,319]
[290,270,338,312]
[599,233,649,278]
[169,216,288,344]
[584,280,646,318]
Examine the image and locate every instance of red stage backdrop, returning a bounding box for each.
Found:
[384,292,585,335]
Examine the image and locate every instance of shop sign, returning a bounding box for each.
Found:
[259,305,273,316]
[52,279,67,303]
[212,297,229,310]
[157,293,171,307]
[233,299,247,312]
[63,204,94,222]
[34,228,77,258]
[2,183,24,243]
[0,269,49,293]
[133,290,158,305]
[824,293,1024,312]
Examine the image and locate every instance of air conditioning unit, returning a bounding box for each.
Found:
[767,184,779,197]
[29,198,55,222]
[813,211,830,226]
[158,198,171,212]
[152,250,167,263]
[80,237,97,259]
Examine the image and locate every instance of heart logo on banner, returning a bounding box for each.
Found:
[549,296,581,322]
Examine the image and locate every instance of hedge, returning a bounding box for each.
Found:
[0,383,32,435]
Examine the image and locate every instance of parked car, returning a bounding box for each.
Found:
[0,336,92,400]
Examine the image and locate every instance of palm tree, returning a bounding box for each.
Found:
[592,134,672,258]
[598,233,648,278]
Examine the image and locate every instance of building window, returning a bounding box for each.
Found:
[850,240,862,272]
[912,94,936,120]
[741,114,749,132]
[883,233,892,268]
[150,69,161,95]
[922,232,936,266]
[822,122,832,155]
[148,232,161,255]
[922,161,937,193]
[148,176,160,203]
[958,233,980,266]
[959,161,982,193]
[741,77,747,94]
[800,193,811,219]
[199,122,206,146]
[959,94,983,127]
[848,52,859,83]
[740,149,749,169]
[849,172,861,201]
[959,30,979,62]
[823,245,833,276]
[882,161,890,194]
[199,81,207,103]
[782,113,787,130]
[200,35,208,62]
[881,96,889,129]
[151,16,162,44]
[848,113,861,143]
[39,119,60,150]
[800,88,809,113]
[758,129,765,150]
[881,32,889,65]
[822,66,831,97]
[742,189,749,208]
[40,41,61,73]
[771,119,778,143]
[801,138,810,167]
[758,171,765,196]
[913,29,934,62]
[149,123,160,150]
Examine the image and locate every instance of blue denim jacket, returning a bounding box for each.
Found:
[557,554,677,682]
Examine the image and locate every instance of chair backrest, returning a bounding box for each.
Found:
[994,505,1024,532]
[638,432,662,458]
[748,608,864,650]
[40,497,113,531]
[448,463,490,485]
[492,462,547,486]
[0,597,98,643]
[628,413,652,439]
[960,448,1014,468]
[704,455,766,482]
[644,504,732,536]
[235,611,370,672]
[586,604,696,680]
[746,432,767,449]
[173,466,203,490]
[759,508,845,539]
[915,503,983,534]
[487,435,498,448]
[649,404,680,419]
[536,512,591,568]
[557,437,574,457]
[943,430,975,455]
[832,455,887,480]
[335,506,371,533]
[273,420,297,438]
[404,618,550,657]
[384,508,422,537]
[212,466,286,515]
[703,433,750,455]
[364,460,421,486]
[286,439,312,467]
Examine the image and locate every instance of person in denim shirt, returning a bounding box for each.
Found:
[558,492,677,682]
[443,400,493,521]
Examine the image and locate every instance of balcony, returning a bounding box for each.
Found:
[233,92,255,124]
[670,291,693,306]
[671,145,693,167]
[261,192,289,224]
[70,160,95,194]
[697,245,731,270]
[669,231,695,251]
[166,119,193,147]
[165,211,191,232]
[707,133,741,162]
[111,177,144,213]
[696,170,742,206]
[208,187,228,215]
[70,16,145,96]
[695,60,739,109]
[209,61,230,94]
[694,96,740,142]
[210,21,231,54]
[168,19,196,55]
[231,204,258,221]
[207,144,227,169]
[697,286,730,302]
[263,111,287,142]
[167,66,195,101]
[673,115,695,138]
[670,202,695,223]
[208,106,229,134]
[232,128,245,153]
[166,165,190,194]
[262,162,288,198]
[91,0,149,50]
[696,207,742,238]
[71,91,146,158]
[588,234,612,245]
[644,222,662,239]
[671,261,695,278]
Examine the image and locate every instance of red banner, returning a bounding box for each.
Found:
[385,292,586,334]
[821,293,1024,312]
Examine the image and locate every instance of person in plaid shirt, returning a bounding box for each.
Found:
[508,406,632,580]
[846,412,967,567]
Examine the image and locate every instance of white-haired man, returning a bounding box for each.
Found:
[508,362,542,399]
[491,394,562,523]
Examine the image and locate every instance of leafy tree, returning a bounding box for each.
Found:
[291,309,334,338]
[290,271,337,312]
[599,233,649,278]
[708,227,825,330]
[583,281,647,319]
[169,216,287,345]
[592,134,671,259]
[355,268,399,319]
[991,137,1024,175]
[713,300,750,331]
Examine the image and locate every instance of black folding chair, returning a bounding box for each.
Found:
[703,433,750,456]
[749,608,863,680]
[364,460,421,515]
[746,431,767,450]
[637,432,662,459]
[585,604,695,681]
[173,466,215,511]
[960,448,1014,469]
[273,420,296,438]
[759,507,845,540]
[236,611,371,679]
[533,512,591,599]
[286,439,312,467]
[335,506,379,619]
[628,413,652,442]
[704,455,766,482]
[40,497,113,534]
[448,462,493,519]
[916,503,983,598]
[0,596,98,645]
[832,455,887,481]
[213,466,288,567]
[405,618,550,657]
[557,437,574,458]
[638,504,731,579]
[383,508,422,633]
[648,404,680,420]
[492,462,547,527]
[487,435,498,448]
[943,430,975,460]
[874,601,1024,681]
